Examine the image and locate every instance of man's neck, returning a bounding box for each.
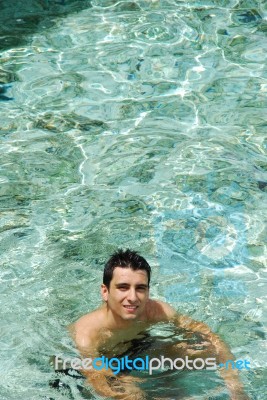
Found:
[104,305,142,331]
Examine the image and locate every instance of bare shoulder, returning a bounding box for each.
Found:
[69,309,105,354]
[145,299,177,323]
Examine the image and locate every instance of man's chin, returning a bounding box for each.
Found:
[121,310,140,320]
[122,313,138,320]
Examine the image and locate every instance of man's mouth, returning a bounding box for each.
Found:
[123,305,138,311]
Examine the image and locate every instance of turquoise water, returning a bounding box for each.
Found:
[0,0,266,399]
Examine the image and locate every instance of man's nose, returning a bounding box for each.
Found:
[127,288,138,302]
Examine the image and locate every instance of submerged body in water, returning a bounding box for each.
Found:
[68,250,249,399]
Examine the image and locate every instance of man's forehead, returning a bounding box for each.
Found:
[112,267,148,283]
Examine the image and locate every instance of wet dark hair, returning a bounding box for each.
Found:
[103,249,151,289]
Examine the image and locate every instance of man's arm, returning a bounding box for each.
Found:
[173,313,249,400]
[69,321,145,400]
[154,301,250,400]
[82,365,145,400]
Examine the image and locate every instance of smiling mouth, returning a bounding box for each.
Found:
[123,305,138,311]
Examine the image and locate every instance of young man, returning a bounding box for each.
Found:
[70,249,249,399]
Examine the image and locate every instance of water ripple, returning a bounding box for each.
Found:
[1,1,266,399]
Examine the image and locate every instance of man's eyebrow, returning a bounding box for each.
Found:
[115,283,129,287]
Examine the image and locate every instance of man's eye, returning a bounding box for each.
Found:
[118,286,128,290]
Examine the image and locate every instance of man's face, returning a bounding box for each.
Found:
[101,267,149,322]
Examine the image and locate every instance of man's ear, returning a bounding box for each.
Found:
[101,284,109,302]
